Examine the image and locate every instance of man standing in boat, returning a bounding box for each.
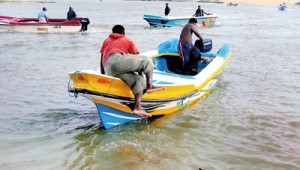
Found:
[38,7,48,23]
[178,18,203,74]
[100,25,164,118]
[67,7,77,21]
[193,5,208,17]
[165,3,170,16]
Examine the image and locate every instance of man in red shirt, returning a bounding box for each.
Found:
[100,25,164,117]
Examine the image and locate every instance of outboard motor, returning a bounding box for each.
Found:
[80,18,90,32]
[195,39,212,52]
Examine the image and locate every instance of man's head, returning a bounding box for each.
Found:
[189,18,198,24]
[112,25,125,35]
[42,7,47,11]
[166,3,168,6]
[198,5,201,8]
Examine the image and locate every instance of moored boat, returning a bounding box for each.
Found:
[278,5,287,11]
[0,15,90,33]
[227,2,238,6]
[143,14,217,27]
[68,39,231,129]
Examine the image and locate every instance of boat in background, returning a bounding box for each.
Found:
[278,5,287,11]
[68,38,231,129]
[0,15,90,33]
[143,14,217,27]
[198,0,224,4]
[227,2,238,6]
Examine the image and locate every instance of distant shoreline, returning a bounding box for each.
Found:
[1,0,299,6]
[0,0,55,3]
[200,0,299,6]
[134,0,300,6]
[221,0,299,6]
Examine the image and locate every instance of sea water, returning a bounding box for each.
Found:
[0,0,300,169]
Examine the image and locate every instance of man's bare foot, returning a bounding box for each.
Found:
[146,86,165,93]
[133,108,152,118]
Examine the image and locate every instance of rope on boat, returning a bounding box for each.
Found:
[105,77,115,94]
[177,99,190,110]
[68,70,80,98]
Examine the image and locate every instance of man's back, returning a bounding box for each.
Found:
[101,33,139,65]
[179,23,194,44]
[67,11,76,20]
[38,11,46,18]
[165,4,170,16]
[195,9,203,16]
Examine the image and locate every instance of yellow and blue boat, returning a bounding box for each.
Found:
[68,39,231,129]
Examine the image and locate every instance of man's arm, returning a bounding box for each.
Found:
[45,13,48,23]
[100,54,105,74]
[192,26,203,41]
[128,39,139,54]
[193,10,197,16]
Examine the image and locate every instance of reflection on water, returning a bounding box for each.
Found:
[0,0,300,169]
[64,116,187,169]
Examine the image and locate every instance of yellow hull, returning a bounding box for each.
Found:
[68,43,231,129]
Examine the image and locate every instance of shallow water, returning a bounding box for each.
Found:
[0,0,300,169]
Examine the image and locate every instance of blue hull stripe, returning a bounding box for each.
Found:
[102,111,141,120]
[95,103,141,129]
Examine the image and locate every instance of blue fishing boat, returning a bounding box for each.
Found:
[68,39,231,129]
[279,4,287,11]
[143,14,217,27]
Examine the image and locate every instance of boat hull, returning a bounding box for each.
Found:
[73,76,220,129]
[143,14,217,27]
[227,3,238,6]
[0,24,82,33]
[0,16,89,33]
[279,6,287,11]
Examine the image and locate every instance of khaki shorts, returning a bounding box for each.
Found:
[104,53,154,95]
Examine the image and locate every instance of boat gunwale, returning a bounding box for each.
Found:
[143,14,218,20]
[0,16,83,26]
[69,88,198,103]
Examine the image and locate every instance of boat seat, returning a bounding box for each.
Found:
[154,57,170,72]
[197,61,209,71]
[155,55,208,76]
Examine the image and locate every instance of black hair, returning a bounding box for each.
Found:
[112,25,125,34]
[189,18,198,24]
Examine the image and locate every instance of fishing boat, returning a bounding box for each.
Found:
[0,15,90,33]
[68,38,231,129]
[143,14,217,27]
[227,2,239,6]
[278,5,287,11]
